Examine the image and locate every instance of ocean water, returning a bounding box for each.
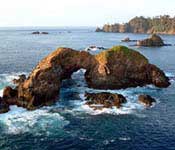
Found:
[0,27,175,150]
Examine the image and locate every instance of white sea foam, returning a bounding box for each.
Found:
[165,72,175,83]
[72,68,161,115]
[71,98,144,116]
[0,105,69,135]
[119,137,131,141]
[69,87,146,116]
[0,89,3,97]
[0,72,70,135]
[0,72,28,91]
[69,70,160,116]
[0,72,28,83]
[165,72,174,78]
[0,72,28,95]
[0,70,172,135]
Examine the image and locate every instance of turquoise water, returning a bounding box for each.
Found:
[0,27,175,150]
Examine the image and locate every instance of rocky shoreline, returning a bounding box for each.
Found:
[0,46,170,113]
[96,15,175,34]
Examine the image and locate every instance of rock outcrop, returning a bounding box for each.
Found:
[0,46,170,113]
[95,27,103,32]
[136,34,164,47]
[138,95,156,107]
[13,74,26,85]
[32,31,49,34]
[32,31,40,34]
[121,37,137,42]
[41,32,49,34]
[85,92,127,109]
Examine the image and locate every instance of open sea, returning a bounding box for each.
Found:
[0,27,175,150]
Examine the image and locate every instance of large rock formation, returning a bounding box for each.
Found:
[96,15,175,34]
[136,34,164,47]
[0,46,170,112]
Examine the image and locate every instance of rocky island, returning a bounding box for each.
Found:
[136,34,165,47]
[32,31,49,34]
[96,15,175,34]
[0,46,170,113]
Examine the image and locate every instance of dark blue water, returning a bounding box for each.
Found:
[0,27,175,150]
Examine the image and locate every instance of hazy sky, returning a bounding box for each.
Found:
[0,0,174,27]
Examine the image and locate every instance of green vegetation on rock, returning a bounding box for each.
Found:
[96,46,149,64]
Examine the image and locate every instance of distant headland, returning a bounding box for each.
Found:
[96,15,175,34]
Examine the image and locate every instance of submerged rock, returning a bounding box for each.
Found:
[0,46,170,112]
[138,95,156,106]
[85,92,127,109]
[136,34,164,47]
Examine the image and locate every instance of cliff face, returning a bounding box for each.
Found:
[96,15,175,34]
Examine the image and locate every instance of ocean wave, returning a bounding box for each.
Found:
[0,72,28,90]
[0,105,69,135]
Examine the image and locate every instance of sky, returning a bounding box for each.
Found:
[0,0,174,27]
